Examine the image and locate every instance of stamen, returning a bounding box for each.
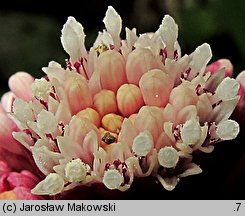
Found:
[103,169,124,190]
[158,146,179,168]
[65,158,87,182]
[32,78,52,101]
[180,119,201,145]
[132,132,153,157]
[95,44,109,56]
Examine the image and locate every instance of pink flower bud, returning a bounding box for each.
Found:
[139,69,172,107]
[97,50,127,92]
[169,83,198,111]
[65,73,93,114]
[205,59,233,77]
[135,106,164,143]
[126,48,164,85]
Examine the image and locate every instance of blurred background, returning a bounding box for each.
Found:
[0,0,245,199]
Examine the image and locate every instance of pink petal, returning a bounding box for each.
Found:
[169,83,198,111]
[1,91,16,112]
[80,130,99,166]
[236,70,245,97]
[205,59,233,77]
[0,173,10,193]
[13,187,43,200]
[65,116,101,147]
[135,106,164,143]
[0,147,39,173]
[139,69,172,107]
[7,171,38,189]
[0,113,23,155]
[118,118,138,148]
[8,72,34,101]
[126,48,164,85]
[0,161,11,174]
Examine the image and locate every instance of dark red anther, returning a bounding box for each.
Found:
[39,99,48,110]
[46,134,54,141]
[23,129,32,135]
[109,44,115,50]
[66,59,73,71]
[105,163,110,171]
[195,84,202,96]
[174,50,178,60]
[45,76,50,81]
[113,160,121,169]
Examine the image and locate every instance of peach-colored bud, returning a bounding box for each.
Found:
[169,83,198,111]
[116,84,144,117]
[97,50,127,92]
[76,108,101,128]
[205,59,233,77]
[139,69,172,107]
[126,48,164,85]
[135,106,164,143]
[93,90,118,117]
[102,113,124,133]
[8,72,34,101]
[0,190,17,200]
[65,74,93,115]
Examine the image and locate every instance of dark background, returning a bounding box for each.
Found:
[0,0,245,199]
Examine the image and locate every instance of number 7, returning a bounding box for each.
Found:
[236,203,241,211]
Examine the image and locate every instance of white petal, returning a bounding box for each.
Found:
[57,136,83,159]
[94,30,114,48]
[31,173,64,195]
[32,146,62,175]
[178,163,202,178]
[216,120,239,140]
[190,43,212,73]
[125,27,138,47]
[12,98,33,123]
[61,16,87,62]
[156,175,179,191]
[103,6,122,44]
[157,15,178,58]
[216,77,240,101]
[36,110,57,134]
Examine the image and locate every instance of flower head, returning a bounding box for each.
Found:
[2,6,240,196]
